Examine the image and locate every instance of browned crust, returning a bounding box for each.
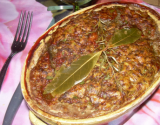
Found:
[21,2,160,125]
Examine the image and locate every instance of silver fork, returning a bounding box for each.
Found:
[0,11,33,90]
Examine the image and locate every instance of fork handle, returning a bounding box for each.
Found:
[0,52,16,90]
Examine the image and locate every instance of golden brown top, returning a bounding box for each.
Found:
[27,3,160,119]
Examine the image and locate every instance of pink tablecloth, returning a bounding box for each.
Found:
[0,0,160,125]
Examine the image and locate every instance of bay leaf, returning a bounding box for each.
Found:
[46,76,54,80]
[43,64,65,94]
[43,28,141,96]
[43,51,102,96]
[108,28,141,48]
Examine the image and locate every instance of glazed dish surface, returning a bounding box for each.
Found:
[24,2,160,120]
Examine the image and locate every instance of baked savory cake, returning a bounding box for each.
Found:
[23,2,160,120]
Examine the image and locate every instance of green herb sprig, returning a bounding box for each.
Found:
[43,27,141,97]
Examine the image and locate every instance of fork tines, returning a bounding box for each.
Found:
[14,11,33,45]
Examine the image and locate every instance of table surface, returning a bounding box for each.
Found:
[0,0,160,125]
